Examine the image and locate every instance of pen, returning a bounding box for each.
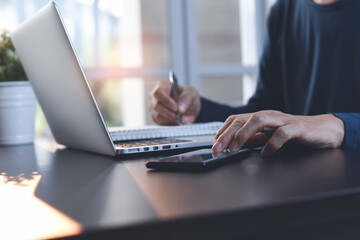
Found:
[169,71,182,125]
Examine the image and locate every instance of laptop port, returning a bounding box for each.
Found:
[163,145,171,149]
[128,148,140,153]
[143,147,149,151]
[153,146,159,150]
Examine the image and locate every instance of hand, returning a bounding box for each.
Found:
[212,110,345,157]
[150,80,201,125]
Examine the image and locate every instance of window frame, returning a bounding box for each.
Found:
[83,0,267,95]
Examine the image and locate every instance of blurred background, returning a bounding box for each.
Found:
[0,0,276,137]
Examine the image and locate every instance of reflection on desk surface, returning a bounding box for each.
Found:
[124,148,348,218]
[0,145,156,239]
[0,145,81,240]
[1,144,360,239]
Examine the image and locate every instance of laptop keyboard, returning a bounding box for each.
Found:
[114,138,191,149]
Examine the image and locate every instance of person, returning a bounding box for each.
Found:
[149,0,360,157]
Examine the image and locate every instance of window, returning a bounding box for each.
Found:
[0,0,275,136]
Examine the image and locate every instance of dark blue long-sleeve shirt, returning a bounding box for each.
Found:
[196,0,360,149]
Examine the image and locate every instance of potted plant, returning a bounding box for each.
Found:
[0,29,36,145]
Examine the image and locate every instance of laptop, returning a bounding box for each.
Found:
[11,2,222,156]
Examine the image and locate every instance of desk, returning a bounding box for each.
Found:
[1,141,360,239]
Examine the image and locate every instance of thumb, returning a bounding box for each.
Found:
[177,89,195,113]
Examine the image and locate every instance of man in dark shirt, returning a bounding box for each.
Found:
[150,0,360,157]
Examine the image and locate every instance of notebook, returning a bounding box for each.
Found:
[11,2,222,156]
[109,122,223,141]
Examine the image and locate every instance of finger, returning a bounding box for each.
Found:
[152,83,177,112]
[213,117,248,152]
[182,116,195,125]
[177,87,197,113]
[153,102,178,123]
[150,97,178,120]
[243,132,268,149]
[156,114,178,125]
[150,108,178,125]
[228,112,287,151]
[261,124,298,157]
[215,113,252,140]
[215,116,236,140]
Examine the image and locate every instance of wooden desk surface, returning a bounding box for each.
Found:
[1,141,360,240]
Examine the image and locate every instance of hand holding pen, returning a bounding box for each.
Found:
[169,72,182,124]
[149,72,202,126]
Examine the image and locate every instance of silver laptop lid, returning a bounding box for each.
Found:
[11,2,116,156]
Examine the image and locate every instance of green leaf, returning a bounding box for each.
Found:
[0,29,28,82]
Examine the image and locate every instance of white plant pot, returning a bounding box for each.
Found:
[0,81,36,145]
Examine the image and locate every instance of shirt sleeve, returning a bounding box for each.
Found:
[195,97,255,122]
[332,113,360,149]
[196,1,284,123]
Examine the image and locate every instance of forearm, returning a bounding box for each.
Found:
[196,97,258,122]
[195,94,285,123]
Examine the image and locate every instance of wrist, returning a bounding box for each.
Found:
[328,114,345,148]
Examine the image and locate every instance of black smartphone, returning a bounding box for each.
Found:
[145,148,251,171]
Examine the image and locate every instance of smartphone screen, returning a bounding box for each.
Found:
[145,148,251,171]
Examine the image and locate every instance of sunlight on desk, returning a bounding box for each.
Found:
[0,172,82,240]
